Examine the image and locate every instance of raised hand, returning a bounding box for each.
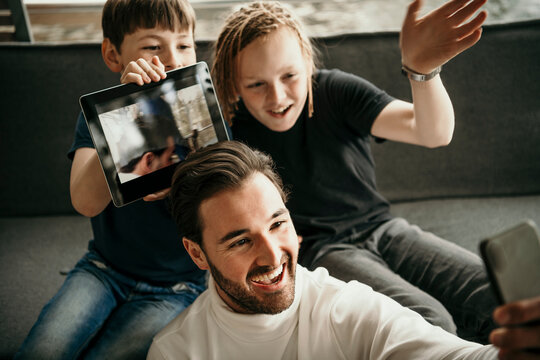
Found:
[400,0,488,74]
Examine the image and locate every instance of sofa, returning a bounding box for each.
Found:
[1,19,539,358]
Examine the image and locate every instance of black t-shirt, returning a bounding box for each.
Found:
[232,69,394,245]
[68,113,206,285]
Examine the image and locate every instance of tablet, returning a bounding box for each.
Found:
[80,61,229,207]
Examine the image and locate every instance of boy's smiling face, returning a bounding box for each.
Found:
[235,26,310,132]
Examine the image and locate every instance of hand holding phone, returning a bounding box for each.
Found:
[480,220,540,304]
[481,221,540,356]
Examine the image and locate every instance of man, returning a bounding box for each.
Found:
[146,140,502,359]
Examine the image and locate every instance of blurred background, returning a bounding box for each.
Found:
[23,0,540,42]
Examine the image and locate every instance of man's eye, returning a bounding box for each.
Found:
[178,44,192,50]
[143,46,160,51]
[270,221,285,230]
[230,238,249,248]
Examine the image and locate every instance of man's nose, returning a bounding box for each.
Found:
[255,233,282,268]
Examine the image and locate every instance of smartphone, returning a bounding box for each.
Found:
[479,219,540,304]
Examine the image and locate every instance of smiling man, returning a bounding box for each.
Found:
[146,141,498,360]
[185,167,297,316]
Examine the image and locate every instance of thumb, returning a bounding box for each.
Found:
[404,0,423,23]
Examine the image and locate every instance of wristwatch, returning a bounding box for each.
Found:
[401,64,442,82]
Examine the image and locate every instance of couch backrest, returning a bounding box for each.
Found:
[0,42,214,216]
[319,20,540,202]
[1,20,539,216]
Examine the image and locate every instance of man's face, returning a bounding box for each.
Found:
[189,172,299,314]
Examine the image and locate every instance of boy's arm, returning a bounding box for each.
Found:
[371,0,487,148]
[70,147,112,217]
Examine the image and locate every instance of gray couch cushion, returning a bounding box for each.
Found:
[0,216,91,358]
[391,195,540,253]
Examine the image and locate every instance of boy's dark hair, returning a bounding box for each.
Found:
[102,0,196,52]
[170,141,288,247]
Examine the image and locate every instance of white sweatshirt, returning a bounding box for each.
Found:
[147,266,497,360]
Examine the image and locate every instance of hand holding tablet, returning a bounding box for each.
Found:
[80,62,230,207]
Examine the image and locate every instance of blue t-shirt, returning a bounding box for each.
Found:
[68,113,206,285]
[232,69,394,246]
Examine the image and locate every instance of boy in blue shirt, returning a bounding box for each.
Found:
[15,0,205,358]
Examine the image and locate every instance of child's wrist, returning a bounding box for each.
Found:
[401,64,442,82]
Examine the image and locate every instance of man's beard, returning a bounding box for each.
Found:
[207,253,296,314]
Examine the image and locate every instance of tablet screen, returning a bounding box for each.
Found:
[80,62,229,207]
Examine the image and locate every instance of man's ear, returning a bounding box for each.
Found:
[102,38,123,73]
[142,152,155,171]
[183,237,209,270]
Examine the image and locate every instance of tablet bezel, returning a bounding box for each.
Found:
[79,61,229,207]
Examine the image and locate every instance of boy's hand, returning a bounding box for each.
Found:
[490,296,540,359]
[143,188,171,202]
[120,56,167,85]
[400,0,487,74]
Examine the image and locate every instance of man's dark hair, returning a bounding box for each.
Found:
[102,0,196,52]
[119,112,179,173]
[170,141,288,246]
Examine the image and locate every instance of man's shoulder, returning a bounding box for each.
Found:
[301,266,374,296]
[153,289,211,343]
[148,290,211,358]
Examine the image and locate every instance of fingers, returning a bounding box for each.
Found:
[400,0,487,72]
[404,0,423,23]
[449,0,487,26]
[455,10,487,39]
[490,324,540,349]
[120,73,144,86]
[495,297,540,326]
[447,10,486,55]
[498,348,540,360]
[135,57,165,81]
[151,55,166,73]
[143,188,171,202]
[120,57,167,85]
[438,0,474,17]
[452,27,483,55]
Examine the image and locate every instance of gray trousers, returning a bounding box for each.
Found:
[303,217,497,344]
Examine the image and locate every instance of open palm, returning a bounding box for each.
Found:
[400,0,488,74]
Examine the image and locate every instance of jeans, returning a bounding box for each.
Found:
[15,250,206,360]
[305,217,497,344]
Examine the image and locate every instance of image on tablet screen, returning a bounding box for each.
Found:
[96,79,218,184]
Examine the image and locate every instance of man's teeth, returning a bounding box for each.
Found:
[252,265,283,284]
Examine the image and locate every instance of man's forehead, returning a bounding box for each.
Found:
[199,173,287,243]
